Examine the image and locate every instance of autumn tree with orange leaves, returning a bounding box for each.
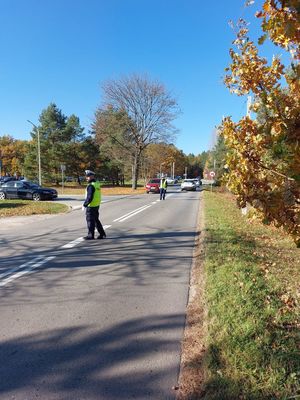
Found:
[220,0,300,246]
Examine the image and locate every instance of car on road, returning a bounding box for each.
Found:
[145,178,161,194]
[193,179,201,187]
[165,177,178,185]
[0,176,17,186]
[181,179,197,191]
[0,180,58,201]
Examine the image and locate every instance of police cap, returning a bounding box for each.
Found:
[85,170,95,177]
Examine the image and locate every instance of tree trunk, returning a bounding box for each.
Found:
[131,149,141,190]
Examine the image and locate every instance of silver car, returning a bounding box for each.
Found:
[181,179,197,191]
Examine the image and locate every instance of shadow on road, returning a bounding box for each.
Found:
[0,227,198,290]
[0,314,183,399]
[0,228,197,399]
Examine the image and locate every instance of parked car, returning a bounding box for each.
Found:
[165,177,178,185]
[0,180,58,201]
[145,178,161,194]
[0,176,17,186]
[181,179,197,191]
[182,178,201,187]
[192,179,201,187]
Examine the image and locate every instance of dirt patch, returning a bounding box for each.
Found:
[176,191,207,399]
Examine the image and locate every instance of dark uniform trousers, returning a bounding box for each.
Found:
[86,206,106,238]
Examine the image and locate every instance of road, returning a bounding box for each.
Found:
[0,186,201,400]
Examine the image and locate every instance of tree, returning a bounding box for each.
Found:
[93,106,134,185]
[0,135,28,177]
[205,134,229,183]
[221,1,300,246]
[24,103,88,183]
[97,74,179,189]
[143,143,187,180]
[63,135,101,185]
[186,153,205,179]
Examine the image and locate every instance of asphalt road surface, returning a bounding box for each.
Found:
[0,187,201,400]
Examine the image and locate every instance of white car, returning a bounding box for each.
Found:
[181,179,197,191]
[165,177,178,185]
[165,177,174,184]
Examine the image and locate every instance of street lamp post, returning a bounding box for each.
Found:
[27,120,42,186]
[160,162,165,178]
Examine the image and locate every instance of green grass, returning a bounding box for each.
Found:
[0,200,69,218]
[0,184,146,218]
[201,191,300,400]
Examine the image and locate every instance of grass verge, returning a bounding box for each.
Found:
[0,200,69,218]
[178,190,300,400]
[0,186,146,218]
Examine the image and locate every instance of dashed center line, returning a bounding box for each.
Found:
[1,197,169,286]
[113,204,154,222]
[61,237,84,249]
[117,205,152,222]
[61,225,112,248]
[0,256,56,287]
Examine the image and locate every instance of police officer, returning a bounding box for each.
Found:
[82,170,106,240]
[159,177,168,200]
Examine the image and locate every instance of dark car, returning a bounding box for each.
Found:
[0,180,58,201]
[0,176,17,186]
[145,178,161,194]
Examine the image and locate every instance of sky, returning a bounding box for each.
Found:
[0,0,284,155]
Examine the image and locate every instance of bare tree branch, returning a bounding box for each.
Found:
[100,74,180,188]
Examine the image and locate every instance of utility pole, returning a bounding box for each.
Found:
[27,120,42,185]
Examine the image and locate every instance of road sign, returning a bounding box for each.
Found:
[210,171,215,178]
[201,179,215,185]
[60,164,66,171]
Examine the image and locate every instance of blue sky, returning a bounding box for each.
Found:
[0,0,283,154]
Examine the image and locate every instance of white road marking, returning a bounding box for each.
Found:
[113,204,152,222]
[118,205,152,222]
[61,237,84,249]
[0,256,44,280]
[0,256,56,287]
[1,196,171,287]
[60,225,112,248]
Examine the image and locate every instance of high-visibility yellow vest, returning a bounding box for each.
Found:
[160,179,167,189]
[87,181,101,207]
